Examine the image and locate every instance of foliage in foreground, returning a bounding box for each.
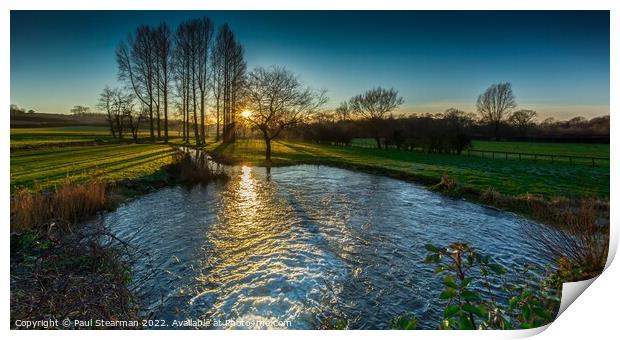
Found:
[392,242,561,330]
[10,225,139,329]
[426,243,559,329]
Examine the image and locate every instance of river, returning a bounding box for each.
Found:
[93,164,557,329]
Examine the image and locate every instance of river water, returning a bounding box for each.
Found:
[94,164,557,329]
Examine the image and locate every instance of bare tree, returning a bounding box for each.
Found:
[117,25,157,142]
[244,66,327,162]
[348,87,404,149]
[154,22,173,142]
[174,20,197,145]
[214,24,246,143]
[126,101,146,143]
[509,109,537,136]
[334,101,350,122]
[211,41,223,141]
[97,87,135,140]
[111,89,136,140]
[10,104,25,114]
[70,105,91,116]
[476,82,517,140]
[196,18,215,145]
[97,86,117,138]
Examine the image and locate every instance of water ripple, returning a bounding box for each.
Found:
[93,165,558,329]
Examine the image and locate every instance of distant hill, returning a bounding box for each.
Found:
[10,112,109,128]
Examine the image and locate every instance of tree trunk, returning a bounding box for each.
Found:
[375,136,382,149]
[149,104,154,143]
[164,92,168,143]
[156,91,161,139]
[116,116,123,139]
[200,96,206,145]
[495,122,500,141]
[216,99,220,142]
[265,137,272,162]
[107,112,116,138]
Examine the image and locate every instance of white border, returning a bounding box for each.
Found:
[3,1,616,340]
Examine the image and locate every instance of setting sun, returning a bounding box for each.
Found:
[241,110,253,118]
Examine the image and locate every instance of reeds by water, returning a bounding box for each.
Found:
[11,180,110,233]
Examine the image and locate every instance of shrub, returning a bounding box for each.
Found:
[11,226,139,328]
[529,197,609,278]
[390,314,418,330]
[165,150,229,184]
[423,242,560,329]
[431,175,464,197]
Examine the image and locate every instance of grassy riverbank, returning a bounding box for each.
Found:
[206,138,609,198]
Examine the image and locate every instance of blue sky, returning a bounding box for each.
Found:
[10,11,609,119]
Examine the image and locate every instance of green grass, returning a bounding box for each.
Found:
[10,143,177,191]
[207,139,609,198]
[10,126,183,148]
[10,126,116,148]
[9,126,609,199]
[471,140,609,158]
[351,138,609,158]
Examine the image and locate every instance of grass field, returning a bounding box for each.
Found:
[351,138,609,158]
[471,140,610,158]
[10,126,116,148]
[206,138,609,198]
[10,126,185,149]
[9,127,610,198]
[10,143,177,190]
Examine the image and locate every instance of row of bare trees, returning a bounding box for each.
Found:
[105,17,246,146]
[97,86,144,142]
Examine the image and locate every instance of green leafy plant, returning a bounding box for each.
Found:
[424,242,560,329]
[390,314,418,330]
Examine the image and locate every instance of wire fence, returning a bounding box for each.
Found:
[324,140,609,167]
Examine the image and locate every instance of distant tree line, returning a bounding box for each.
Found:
[98,17,247,146]
[294,82,609,154]
[10,104,35,114]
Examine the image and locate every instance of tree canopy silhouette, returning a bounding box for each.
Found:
[476,82,517,140]
[243,66,327,162]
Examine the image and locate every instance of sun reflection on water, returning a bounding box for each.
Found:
[239,165,257,204]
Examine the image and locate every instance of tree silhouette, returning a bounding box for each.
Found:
[348,87,404,149]
[116,25,157,142]
[244,66,327,161]
[509,109,537,136]
[476,82,517,140]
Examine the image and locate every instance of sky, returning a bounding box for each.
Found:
[10,10,610,120]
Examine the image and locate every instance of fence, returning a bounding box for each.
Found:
[324,140,609,167]
[464,149,609,166]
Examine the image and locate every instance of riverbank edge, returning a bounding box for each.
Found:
[207,147,609,232]
[9,145,212,329]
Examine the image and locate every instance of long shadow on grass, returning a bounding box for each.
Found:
[11,146,172,177]
[11,149,175,190]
